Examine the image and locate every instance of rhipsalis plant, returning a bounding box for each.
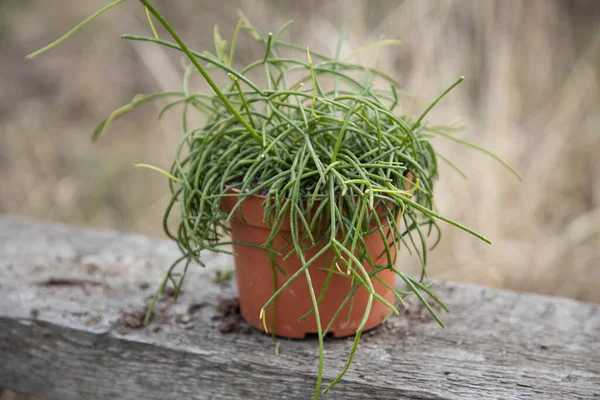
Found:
[29,1,521,398]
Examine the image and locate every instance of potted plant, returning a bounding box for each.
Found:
[28,1,520,397]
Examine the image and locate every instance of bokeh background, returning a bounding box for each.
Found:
[1,0,599,311]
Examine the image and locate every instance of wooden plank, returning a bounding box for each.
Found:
[0,216,598,400]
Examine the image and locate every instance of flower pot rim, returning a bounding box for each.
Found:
[222,187,400,232]
[224,171,413,202]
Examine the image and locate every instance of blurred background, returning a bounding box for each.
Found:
[1,0,599,303]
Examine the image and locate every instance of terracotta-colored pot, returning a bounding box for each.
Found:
[221,193,399,339]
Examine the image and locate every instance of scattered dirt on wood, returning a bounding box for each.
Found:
[85,263,99,274]
[119,313,144,329]
[118,309,153,329]
[188,302,208,314]
[176,314,191,324]
[117,298,251,335]
[175,313,195,329]
[219,315,252,334]
[154,287,178,307]
[84,314,102,326]
[217,298,240,315]
[215,298,253,334]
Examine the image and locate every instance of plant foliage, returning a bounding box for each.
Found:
[29,1,520,397]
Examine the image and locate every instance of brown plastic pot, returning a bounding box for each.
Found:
[221,192,401,339]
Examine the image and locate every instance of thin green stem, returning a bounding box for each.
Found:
[26,0,127,59]
[139,0,265,147]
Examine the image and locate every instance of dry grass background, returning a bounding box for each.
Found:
[1,0,599,398]
[1,0,599,302]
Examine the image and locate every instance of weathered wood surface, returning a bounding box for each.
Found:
[0,216,598,400]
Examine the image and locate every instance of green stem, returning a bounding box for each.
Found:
[26,0,127,59]
[139,0,265,147]
[412,76,464,129]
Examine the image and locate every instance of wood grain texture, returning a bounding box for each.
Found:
[0,216,599,400]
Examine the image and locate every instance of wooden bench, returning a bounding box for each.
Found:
[1,216,598,399]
